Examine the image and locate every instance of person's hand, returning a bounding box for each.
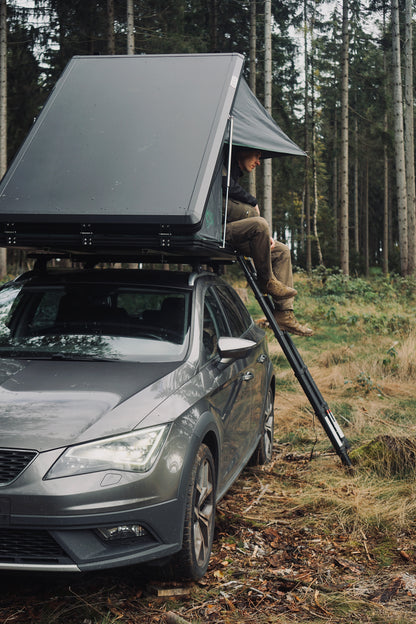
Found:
[270,237,276,248]
[254,204,260,216]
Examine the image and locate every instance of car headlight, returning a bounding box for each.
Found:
[44,425,170,479]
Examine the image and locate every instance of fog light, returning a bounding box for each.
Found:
[97,524,147,541]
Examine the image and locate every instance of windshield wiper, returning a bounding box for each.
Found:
[49,353,115,361]
[0,350,115,362]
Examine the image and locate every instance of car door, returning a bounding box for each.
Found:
[201,286,255,494]
[216,284,269,434]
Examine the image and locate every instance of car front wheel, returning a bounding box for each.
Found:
[171,443,216,580]
[250,385,274,465]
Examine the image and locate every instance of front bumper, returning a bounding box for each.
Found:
[0,496,184,572]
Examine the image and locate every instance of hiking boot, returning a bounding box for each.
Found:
[273,310,314,336]
[259,278,297,301]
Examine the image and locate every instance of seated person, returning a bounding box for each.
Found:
[223,147,313,337]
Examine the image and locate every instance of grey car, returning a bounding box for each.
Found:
[0,265,274,580]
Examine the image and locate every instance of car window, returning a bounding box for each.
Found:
[214,284,252,337]
[202,288,229,363]
[0,282,191,362]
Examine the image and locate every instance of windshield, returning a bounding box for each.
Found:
[0,281,191,362]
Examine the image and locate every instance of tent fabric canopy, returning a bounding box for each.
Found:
[231,77,305,158]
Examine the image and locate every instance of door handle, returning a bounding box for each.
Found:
[241,371,254,382]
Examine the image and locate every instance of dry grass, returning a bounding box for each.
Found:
[261,277,416,544]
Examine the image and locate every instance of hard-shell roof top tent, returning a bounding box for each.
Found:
[0,53,352,466]
[0,53,304,260]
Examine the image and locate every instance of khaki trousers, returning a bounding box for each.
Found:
[225,212,294,312]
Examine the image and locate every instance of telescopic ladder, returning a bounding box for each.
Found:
[237,254,352,467]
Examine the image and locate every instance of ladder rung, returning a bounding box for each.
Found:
[237,254,351,467]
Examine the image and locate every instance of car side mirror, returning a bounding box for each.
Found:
[217,337,256,363]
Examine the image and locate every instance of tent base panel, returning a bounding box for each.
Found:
[0,222,237,262]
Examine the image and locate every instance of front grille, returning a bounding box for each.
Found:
[0,449,37,485]
[0,529,70,564]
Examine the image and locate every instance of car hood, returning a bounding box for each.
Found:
[0,358,180,451]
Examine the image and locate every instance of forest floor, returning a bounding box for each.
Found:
[1,270,416,624]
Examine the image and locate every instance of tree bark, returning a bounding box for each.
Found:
[107,0,115,55]
[127,0,134,54]
[391,0,408,275]
[263,0,272,230]
[364,160,369,277]
[404,0,415,273]
[309,1,322,266]
[332,114,338,255]
[248,0,256,197]
[339,0,349,276]
[354,117,359,255]
[209,0,219,52]
[303,0,311,272]
[383,121,389,275]
[382,6,389,275]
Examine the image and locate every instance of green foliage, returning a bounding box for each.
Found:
[382,344,398,373]
[270,351,291,371]
[381,398,416,424]
[350,435,416,479]
[279,428,316,446]
[347,372,384,397]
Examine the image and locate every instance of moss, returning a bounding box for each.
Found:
[350,435,416,478]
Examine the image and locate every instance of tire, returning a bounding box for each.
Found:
[250,386,274,465]
[170,443,216,580]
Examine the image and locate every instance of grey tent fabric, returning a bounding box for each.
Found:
[231,78,305,158]
[0,53,304,253]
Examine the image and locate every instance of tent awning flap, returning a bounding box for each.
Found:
[231,78,305,158]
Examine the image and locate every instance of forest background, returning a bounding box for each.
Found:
[0,0,415,279]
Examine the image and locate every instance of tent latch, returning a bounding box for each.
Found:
[158,225,172,248]
[4,223,17,246]
[80,224,94,246]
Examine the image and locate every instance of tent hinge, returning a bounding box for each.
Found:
[158,225,172,248]
[80,223,94,246]
[4,223,17,246]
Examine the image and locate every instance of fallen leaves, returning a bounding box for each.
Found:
[1,449,416,623]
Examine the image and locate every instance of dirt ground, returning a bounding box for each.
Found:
[1,445,416,624]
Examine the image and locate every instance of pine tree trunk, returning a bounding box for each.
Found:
[382,8,389,275]
[310,2,322,266]
[354,117,359,254]
[391,0,408,275]
[404,0,415,273]
[339,0,349,276]
[263,0,272,230]
[383,119,389,275]
[108,0,115,54]
[364,161,369,277]
[303,0,311,272]
[209,0,219,52]
[248,0,256,197]
[332,114,338,255]
[127,0,134,54]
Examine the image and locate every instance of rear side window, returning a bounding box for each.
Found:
[214,284,252,337]
[202,288,229,363]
